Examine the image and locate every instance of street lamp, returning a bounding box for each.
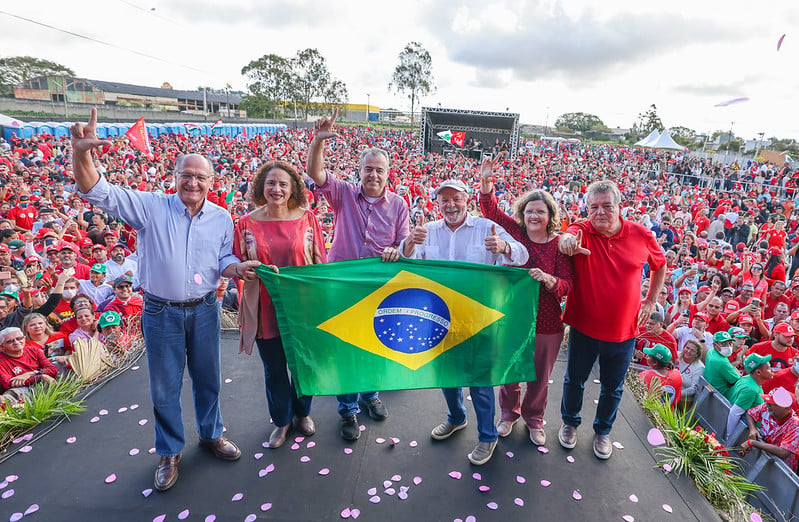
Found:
[366,93,370,126]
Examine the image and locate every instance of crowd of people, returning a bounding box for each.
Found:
[0,108,797,489]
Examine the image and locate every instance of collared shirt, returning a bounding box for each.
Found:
[80,176,238,301]
[748,401,799,471]
[104,257,138,281]
[78,279,113,304]
[400,215,529,266]
[320,174,410,262]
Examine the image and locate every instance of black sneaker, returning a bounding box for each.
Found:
[359,397,389,421]
[340,415,360,440]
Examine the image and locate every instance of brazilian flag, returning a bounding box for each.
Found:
[257,258,539,396]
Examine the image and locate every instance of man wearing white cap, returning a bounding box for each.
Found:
[743,387,799,471]
[400,178,528,465]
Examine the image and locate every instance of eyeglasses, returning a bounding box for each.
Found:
[178,173,211,184]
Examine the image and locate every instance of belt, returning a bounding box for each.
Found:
[144,291,214,308]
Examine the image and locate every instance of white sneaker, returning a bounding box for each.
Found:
[496,419,518,438]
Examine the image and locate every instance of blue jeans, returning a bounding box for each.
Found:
[442,387,498,443]
[256,337,312,427]
[560,328,635,436]
[337,391,379,418]
[142,292,224,457]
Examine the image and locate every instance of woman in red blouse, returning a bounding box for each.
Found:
[479,153,574,446]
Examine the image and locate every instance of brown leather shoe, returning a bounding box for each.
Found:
[268,425,290,449]
[199,435,241,461]
[154,454,181,492]
[293,416,316,437]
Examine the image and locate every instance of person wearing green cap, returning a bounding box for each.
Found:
[704,330,741,398]
[78,263,113,305]
[97,310,129,355]
[640,344,682,408]
[726,353,774,435]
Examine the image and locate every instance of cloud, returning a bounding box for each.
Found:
[422,1,737,85]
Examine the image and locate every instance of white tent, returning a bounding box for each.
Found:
[0,113,23,128]
[646,129,685,151]
[634,129,660,147]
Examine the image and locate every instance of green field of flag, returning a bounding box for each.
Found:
[256,258,539,396]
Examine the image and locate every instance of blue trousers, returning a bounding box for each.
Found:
[337,391,379,418]
[256,337,312,427]
[560,327,636,436]
[142,292,224,457]
[442,386,498,443]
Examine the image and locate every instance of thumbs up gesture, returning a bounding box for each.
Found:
[558,229,591,256]
[411,213,428,245]
[484,223,507,254]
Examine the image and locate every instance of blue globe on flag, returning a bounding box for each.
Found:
[374,288,451,354]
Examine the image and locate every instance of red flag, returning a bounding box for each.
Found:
[211,118,222,129]
[242,126,247,138]
[451,131,466,148]
[124,117,152,155]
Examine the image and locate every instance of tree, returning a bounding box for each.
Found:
[241,54,292,118]
[554,112,605,134]
[0,56,75,97]
[389,42,435,127]
[290,49,332,119]
[668,126,697,148]
[631,104,664,138]
[323,79,348,111]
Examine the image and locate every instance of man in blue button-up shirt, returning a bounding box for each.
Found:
[70,109,261,492]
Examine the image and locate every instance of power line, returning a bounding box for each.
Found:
[0,9,212,75]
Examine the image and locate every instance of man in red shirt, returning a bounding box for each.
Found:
[764,281,790,319]
[6,195,37,231]
[0,327,57,400]
[56,242,91,280]
[747,323,799,371]
[634,312,678,366]
[704,296,730,334]
[103,276,143,319]
[557,180,666,460]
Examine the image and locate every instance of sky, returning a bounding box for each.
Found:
[1,0,798,140]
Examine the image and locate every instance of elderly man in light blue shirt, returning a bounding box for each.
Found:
[70,109,260,492]
[400,178,528,465]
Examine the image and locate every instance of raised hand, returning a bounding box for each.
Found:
[411,213,427,245]
[69,108,112,156]
[480,151,507,181]
[484,223,506,254]
[313,107,339,142]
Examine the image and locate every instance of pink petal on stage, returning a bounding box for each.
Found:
[376,438,385,444]
[662,504,673,513]
[409,440,418,447]
[612,442,624,449]
[118,407,128,413]
[505,451,514,458]
[514,498,524,506]
[204,516,216,522]
[1,489,14,499]
[448,471,462,479]
[714,97,750,107]
[516,475,526,484]
[413,476,422,485]
[291,443,300,450]
[647,428,666,446]
[130,404,139,410]
[486,502,498,510]
[9,513,22,522]
[142,488,153,497]
[132,366,140,370]
[148,448,156,454]
[478,486,490,492]
[129,448,139,456]
[367,487,377,495]
[66,437,77,444]
[466,517,477,522]
[90,417,100,423]
[319,468,330,476]
[340,508,351,519]
[778,34,786,51]
[99,409,108,415]
[398,491,408,500]
[178,509,190,520]
[224,378,232,384]
[351,508,360,519]
[262,441,270,448]
[153,516,166,522]
[540,480,551,487]
[359,425,366,432]
[537,446,549,454]
[391,474,401,482]
[472,473,481,480]
[593,400,599,405]
[19,446,32,453]
[344,448,353,454]
[13,434,32,444]
[300,456,311,463]
[663,463,673,472]
[307,441,316,448]
[138,419,148,426]
[258,469,268,478]
[566,456,575,463]
[750,514,763,522]
[24,504,39,515]
[261,503,272,511]
[572,490,582,500]
[369,495,381,503]
[105,473,117,484]
[629,494,639,503]
[0,481,6,489]
[390,437,400,445]
[384,488,395,496]
[593,379,601,384]
[5,476,18,482]
[231,492,244,501]
[623,516,635,522]
[295,436,305,443]
[466,395,472,401]
[254,452,263,460]
[245,515,257,522]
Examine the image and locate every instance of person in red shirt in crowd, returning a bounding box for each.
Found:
[103,276,143,319]
[704,296,730,334]
[763,363,799,400]
[557,180,666,460]
[742,387,799,472]
[633,312,678,367]
[788,281,799,312]
[0,327,57,401]
[764,247,787,286]
[764,280,790,320]
[640,344,682,409]
[726,283,758,323]
[747,323,799,371]
[91,244,109,264]
[719,286,738,314]
[764,220,788,249]
[56,242,91,280]
[6,195,37,231]
[77,237,94,265]
[694,208,711,236]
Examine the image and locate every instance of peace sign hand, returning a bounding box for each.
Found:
[480,151,507,181]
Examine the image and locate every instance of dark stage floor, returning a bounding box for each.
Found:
[0,331,720,522]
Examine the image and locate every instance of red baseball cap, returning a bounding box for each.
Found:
[694,312,710,322]
[768,247,782,256]
[760,387,794,408]
[738,315,754,325]
[91,244,107,251]
[24,256,40,265]
[697,285,711,293]
[58,241,79,254]
[774,323,795,336]
[0,244,8,253]
[678,286,694,295]
[80,238,94,248]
